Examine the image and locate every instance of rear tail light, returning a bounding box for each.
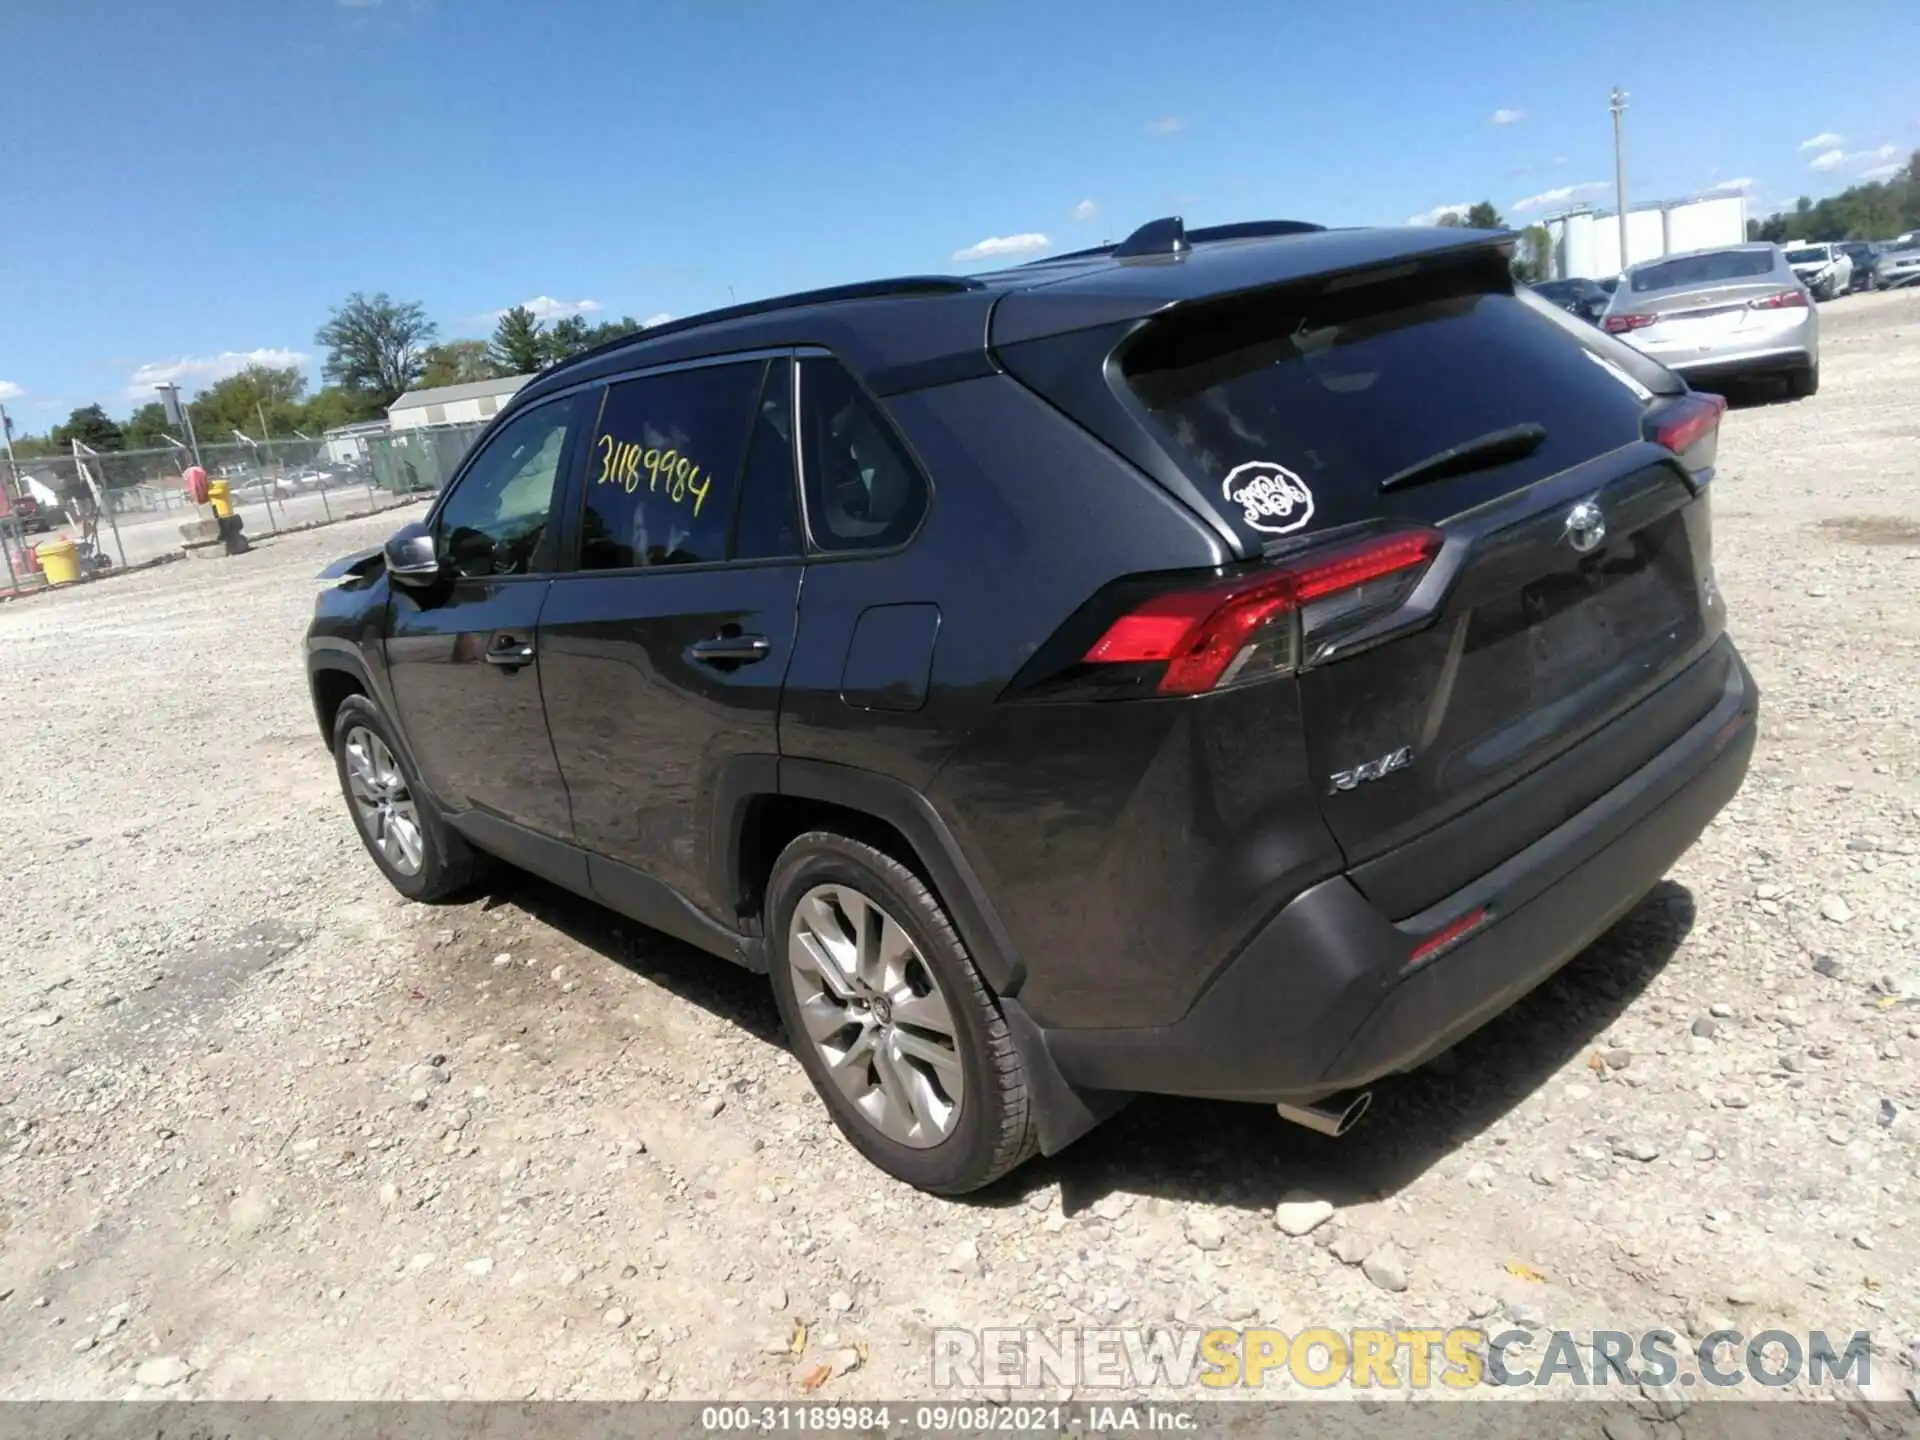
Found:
[1081,529,1442,697]
[1747,289,1810,311]
[1603,313,1656,334]
[1651,391,1726,456]
[1407,907,1491,969]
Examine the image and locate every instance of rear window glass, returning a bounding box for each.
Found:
[1782,247,1828,266]
[1122,267,1660,540]
[1630,250,1777,291]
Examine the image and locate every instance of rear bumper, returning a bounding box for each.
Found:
[1664,346,1814,383]
[1032,639,1757,1105]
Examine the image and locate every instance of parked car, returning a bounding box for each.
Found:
[10,493,53,534]
[1837,242,1876,293]
[308,216,1757,1192]
[1782,242,1853,300]
[1530,277,1610,323]
[1603,243,1820,396]
[1871,244,1920,290]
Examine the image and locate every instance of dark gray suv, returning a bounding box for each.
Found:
[307,216,1757,1192]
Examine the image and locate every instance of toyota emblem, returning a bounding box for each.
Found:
[1563,499,1607,554]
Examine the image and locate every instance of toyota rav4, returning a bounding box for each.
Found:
[306,216,1757,1193]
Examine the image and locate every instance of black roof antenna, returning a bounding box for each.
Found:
[1113,215,1188,259]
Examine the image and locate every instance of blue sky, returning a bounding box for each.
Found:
[2,0,1915,425]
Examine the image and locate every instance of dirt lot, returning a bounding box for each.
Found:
[2,290,1917,1416]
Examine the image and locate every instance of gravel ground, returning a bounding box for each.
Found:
[1,290,1916,1418]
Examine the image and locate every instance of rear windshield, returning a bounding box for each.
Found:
[1783,247,1827,265]
[1122,264,1665,539]
[1630,250,1777,291]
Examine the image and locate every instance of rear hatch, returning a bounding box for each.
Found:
[1000,241,1729,917]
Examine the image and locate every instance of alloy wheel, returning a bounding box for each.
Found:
[786,883,965,1147]
[343,726,425,877]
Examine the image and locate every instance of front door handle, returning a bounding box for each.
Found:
[687,633,772,666]
[485,634,536,668]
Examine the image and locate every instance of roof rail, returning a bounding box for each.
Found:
[537,275,986,381]
[1023,216,1327,267]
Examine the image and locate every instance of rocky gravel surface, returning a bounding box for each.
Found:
[1,291,1917,1422]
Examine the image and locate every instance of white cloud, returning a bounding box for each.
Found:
[642,312,674,327]
[1808,148,1847,171]
[1144,116,1184,135]
[1798,131,1843,151]
[1868,143,1899,160]
[1406,202,1470,226]
[1810,142,1900,174]
[0,381,22,401]
[518,296,602,322]
[125,348,310,398]
[1071,199,1099,222]
[1511,180,1610,212]
[951,232,1051,263]
[1490,108,1526,125]
[1706,177,1756,193]
[1859,162,1903,182]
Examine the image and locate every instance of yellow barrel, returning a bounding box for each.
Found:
[37,539,80,586]
[208,479,233,518]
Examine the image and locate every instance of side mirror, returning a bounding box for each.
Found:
[383,521,442,587]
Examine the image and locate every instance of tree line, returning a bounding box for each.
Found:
[9,293,648,461]
[1747,150,1920,244]
[1434,201,1554,282]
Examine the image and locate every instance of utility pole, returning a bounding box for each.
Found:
[1610,87,1631,272]
[156,383,202,468]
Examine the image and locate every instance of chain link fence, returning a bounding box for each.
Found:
[2,422,487,588]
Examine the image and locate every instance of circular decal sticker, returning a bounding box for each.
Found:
[1222,461,1316,536]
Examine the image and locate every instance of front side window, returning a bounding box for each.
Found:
[434,395,581,578]
[580,362,764,569]
[798,358,928,552]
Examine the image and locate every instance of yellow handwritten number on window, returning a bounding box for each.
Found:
[596,433,711,518]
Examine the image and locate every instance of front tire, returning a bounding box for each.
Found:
[331,694,483,902]
[766,831,1037,1194]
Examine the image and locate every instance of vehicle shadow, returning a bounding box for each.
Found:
[491,873,787,1046]
[994,879,1696,1217]
[482,869,1693,1221]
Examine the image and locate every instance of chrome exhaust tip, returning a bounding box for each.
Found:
[1276,1090,1372,1137]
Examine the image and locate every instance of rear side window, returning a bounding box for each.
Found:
[580,362,763,569]
[1631,249,1778,290]
[798,358,928,552]
[1122,266,1658,539]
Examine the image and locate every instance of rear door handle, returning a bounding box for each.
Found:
[687,633,772,666]
[485,634,536,668]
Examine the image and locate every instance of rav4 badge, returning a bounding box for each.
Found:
[1329,745,1414,793]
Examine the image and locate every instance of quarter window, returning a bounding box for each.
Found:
[580,362,763,570]
[798,358,928,552]
[434,394,582,578]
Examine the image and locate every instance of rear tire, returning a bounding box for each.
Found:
[331,694,484,902]
[766,831,1038,1194]
[1788,363,1820,399]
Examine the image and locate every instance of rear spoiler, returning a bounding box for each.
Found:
[990,226,1518,350]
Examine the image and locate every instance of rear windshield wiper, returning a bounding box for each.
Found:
[1377,423,1547,493]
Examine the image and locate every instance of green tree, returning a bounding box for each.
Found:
[50,403,125,452]
[1512,224,1553,283]
[316,292,437,406]
[488,306,546,375]
[297,386,386,433]
[189,365,307,441]
[1465,200,1505,230]
[418,339,498,388]
[1434,212,1465,228]
[541,315,593,363]
[123,402,175,450]
[584,315,646,347]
